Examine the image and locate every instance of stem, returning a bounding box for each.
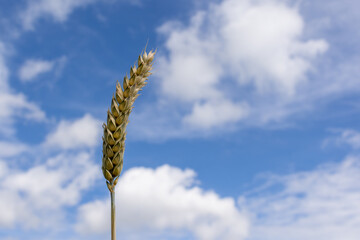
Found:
[111,190,116,240]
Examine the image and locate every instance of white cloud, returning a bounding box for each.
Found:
[157,33,223,103]
[242,155,360,240]
[324,129,360,149]
[0,151,99,229]
[20,0,98,30]
[339,130,360,149]
[44,114,101,150]
[0,114,101,232]
[18,56,67,82]
[131,0,328,139]
[0,141,29,157]
[0,42,10,92]
[157,0,327,99]
[76,165,250,240]
[0,37,97,234]
[0,160,8,178]
[0,92,46,135]
[0,41,46,136]
[19,59,53,81]
[183,99,249,129]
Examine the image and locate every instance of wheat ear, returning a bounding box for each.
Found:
[101,48,155,240]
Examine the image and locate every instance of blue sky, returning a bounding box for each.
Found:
[0,0,360,239]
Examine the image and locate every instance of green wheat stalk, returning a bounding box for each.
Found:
[101,48,155,240]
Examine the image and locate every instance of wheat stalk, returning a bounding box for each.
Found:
[101,48,155,240]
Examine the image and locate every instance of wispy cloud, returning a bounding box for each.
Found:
[0,41,46,136]
[19,0,98,30]
[338,130,360,149]
[0,42,10,91]
[243,155,360,240]
[0,141,30,158]
[323,128,360,150]
[18,59,54,81]
[18,57,67,82]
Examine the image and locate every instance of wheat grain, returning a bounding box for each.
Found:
[102,49,155,190]
[101,48,155,240]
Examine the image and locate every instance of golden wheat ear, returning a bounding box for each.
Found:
[101,48,155,240]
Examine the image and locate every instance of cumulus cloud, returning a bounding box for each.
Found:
[18,57,66,82]
[214,2,327,94]
[44,114,102,150]
[158,0,327,95]
[5,152,360,240]
[131,0,328,139]
[243,155,360,240]
[76,165,250,240]
[0,113,101,233]
[20,0,98,30]
[0,151,99,229]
